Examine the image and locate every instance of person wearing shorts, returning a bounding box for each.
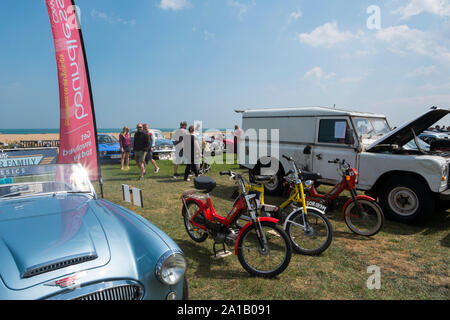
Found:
[143,123,160,173]
[133,123,149,180]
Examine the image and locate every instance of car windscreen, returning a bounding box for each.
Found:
[0,164,94,199]
[354,118,390,136]
[98,135,118,144]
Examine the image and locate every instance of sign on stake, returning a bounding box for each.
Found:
[122,184,143,211]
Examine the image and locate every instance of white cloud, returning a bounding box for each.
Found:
[91,9,136,25]
[420,82,450,90]
[304,67,336,81]
[159,0,191,11]
[288,9,302,23]
[339,76,366,83]
[395,0,450,20]
[406,65,437,77]
[298,21,362,48]
[227,0,255,18]
[376,25,450,62]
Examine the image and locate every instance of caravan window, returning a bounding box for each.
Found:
[318,119,350,144]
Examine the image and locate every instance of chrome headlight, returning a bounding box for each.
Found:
[155,251,186,285]
[303,180,313,190]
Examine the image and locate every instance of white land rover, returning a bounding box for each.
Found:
[239,106,450,224]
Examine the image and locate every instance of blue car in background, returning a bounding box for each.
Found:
[98,134,122,162]
[0,164,188,300]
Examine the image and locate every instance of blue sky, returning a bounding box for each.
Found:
[1,0,450,129]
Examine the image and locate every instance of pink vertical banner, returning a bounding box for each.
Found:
[45,0,100,182]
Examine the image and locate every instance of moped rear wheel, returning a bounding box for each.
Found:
[285,209,332,255]
[344,199,384,236]
[183,200,208,242]
[237,221,292,278]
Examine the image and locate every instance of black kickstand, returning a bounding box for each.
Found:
[213,242,227,258]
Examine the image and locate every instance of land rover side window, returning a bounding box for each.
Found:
[318,119,352,144]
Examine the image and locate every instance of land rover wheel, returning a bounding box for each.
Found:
[264,170,284,196]
[379,176,434,224]
[252,161,284,196]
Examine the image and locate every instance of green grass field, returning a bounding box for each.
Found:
[97,159,449,300]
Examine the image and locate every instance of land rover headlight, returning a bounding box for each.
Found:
[441,165,448,182]
[155,251,186,285]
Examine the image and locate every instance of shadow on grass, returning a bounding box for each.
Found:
[175,238,247,280]
[331,230,376,241]
[209,185,239,201]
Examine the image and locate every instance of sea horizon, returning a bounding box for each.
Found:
[0,128,232,134]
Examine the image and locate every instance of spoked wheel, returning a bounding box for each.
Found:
[237,221,292,278]
[344,199,384,236]
[285,209,332,255]
[183,200,208,242]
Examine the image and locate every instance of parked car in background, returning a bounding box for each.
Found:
[98,134,121,162]
[0,164,188,300]
[151,129,176,160]
[202,132,225,156]
[130,129,175,161]
[239,106,450,224]
[419,131,450,152]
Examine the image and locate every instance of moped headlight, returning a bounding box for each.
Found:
[155,251,186,285]
[303,180,313,190]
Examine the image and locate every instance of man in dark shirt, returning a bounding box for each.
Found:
[133,123,150,180]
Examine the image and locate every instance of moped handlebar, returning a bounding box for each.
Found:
[282,154,294,161]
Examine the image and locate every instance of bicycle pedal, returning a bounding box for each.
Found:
[211,250,232,260]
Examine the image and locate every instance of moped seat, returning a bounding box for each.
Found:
[194,176,216,192]
[300,171,322,181]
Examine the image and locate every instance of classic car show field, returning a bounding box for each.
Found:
[98,160,450,300]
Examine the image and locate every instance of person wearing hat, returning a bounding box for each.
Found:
[172,121,188,178]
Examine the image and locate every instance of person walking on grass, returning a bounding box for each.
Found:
[184,125,201,182]
[119,126,131,171]
[173,121,188,179]
[143,123,160,174]
[133,123,149,180]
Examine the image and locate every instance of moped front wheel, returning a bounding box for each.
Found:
[285,209,332,255]
[344,199,384,236]
[237,221,292,278]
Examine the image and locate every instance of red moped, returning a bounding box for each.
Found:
[181,172,292,278]
[305,159,384,236]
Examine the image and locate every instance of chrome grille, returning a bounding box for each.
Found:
[448,164,450,187]
[75,284,142,300]
[47,280,144,300]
